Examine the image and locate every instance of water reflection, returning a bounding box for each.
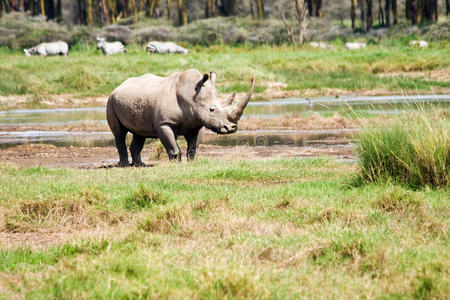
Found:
[0,94,447,149]
[0,129,355,149]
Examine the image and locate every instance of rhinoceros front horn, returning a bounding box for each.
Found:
[229,77,255,122]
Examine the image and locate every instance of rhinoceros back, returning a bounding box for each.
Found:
[108,73,179,137]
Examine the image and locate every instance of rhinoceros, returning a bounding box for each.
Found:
[106,69,254,166]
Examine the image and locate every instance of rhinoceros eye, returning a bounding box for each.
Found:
[209,107,215,113]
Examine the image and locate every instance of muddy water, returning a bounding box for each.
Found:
[0,95,448,149]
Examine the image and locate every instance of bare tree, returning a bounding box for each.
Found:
[277,0,308,46]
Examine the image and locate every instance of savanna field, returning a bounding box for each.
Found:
[1,43,450,104]
[0,10,450,300]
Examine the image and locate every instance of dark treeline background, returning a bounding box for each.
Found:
[0,0,448,29]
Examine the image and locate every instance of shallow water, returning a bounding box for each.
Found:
[0,129,355,149]
[0,94,448,149]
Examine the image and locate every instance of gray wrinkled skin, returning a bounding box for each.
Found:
[106,69,254,166]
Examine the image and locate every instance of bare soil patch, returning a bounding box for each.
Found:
[0,225,133,250]
[377,68,450,82]
[0,144,354,169]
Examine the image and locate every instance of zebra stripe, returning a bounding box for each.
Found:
[24,41,69,57]
[145,41,188,55]
[96,37,126,55]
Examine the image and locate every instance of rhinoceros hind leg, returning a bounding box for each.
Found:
[114,129,129,167]
[159,125,182,161]
[130,133,146,166]
[107,103,130,167]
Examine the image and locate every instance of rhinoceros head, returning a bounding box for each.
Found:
[177,69,254,134]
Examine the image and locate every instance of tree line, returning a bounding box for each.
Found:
[0,0,448,28]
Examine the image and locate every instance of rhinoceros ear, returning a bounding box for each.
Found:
[195,73,209,94]
[210,71,216,86]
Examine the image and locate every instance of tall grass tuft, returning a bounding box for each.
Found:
[356,108,449,188]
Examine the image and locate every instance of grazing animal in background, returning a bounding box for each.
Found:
[345,42,366,50]
[309,42,332,49]
[24,41,69,56]
[146,41,189,54]
[106,69,254,166]
[96,37,127,55]
[409,40,428,48]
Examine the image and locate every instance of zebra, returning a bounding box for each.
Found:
[145,41,189,55]
[96,37,127,55]
[24,41,69,57]
[345,42,366,50]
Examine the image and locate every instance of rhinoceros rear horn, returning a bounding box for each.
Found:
[229,77,255,122]
[195,74,209,93]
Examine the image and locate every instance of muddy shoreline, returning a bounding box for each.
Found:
[0,143,354,169]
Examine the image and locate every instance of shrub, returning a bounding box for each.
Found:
[133,26,175,44]
[356,109,449,188]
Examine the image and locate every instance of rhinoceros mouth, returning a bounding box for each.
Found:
[204,123,237,135]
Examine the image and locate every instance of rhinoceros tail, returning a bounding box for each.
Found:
[106,96,126,136]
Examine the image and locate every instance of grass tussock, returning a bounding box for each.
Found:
[356,109,449,188]
[3,189,120,233]
[124,185,169,211]
[374,185,424,214]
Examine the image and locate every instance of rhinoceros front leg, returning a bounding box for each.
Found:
[130,133,146,166]
[159,125,182,161]
[185,127,201,161]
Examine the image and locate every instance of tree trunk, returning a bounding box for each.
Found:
[294,0,308,44]
[447,0,449,17]
[405,0,417,24]
[87,0,93,25]
[40,0,45,17]
[366,0,373,29]
[106,0,116,23]
[360,0,367,30]
[351,0,357,29]
[392,0,397,24]
[102,0,111,24]
[417,0,438,23]
[147,0,159,17]
[221,0,236,16]
[56,0,62,21]
[47,0,55,20]
[255,0,264,20]
[167,0,172,20]
[19,0,24,12]
[130,0,138,19]
[178,0,187,25]
[378,0,385,26]
[205,0,211,18]
[385,0,391,27]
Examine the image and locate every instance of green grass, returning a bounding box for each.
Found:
[356,109,449,188]
[0,43,449,99]
[0,158,448,298]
